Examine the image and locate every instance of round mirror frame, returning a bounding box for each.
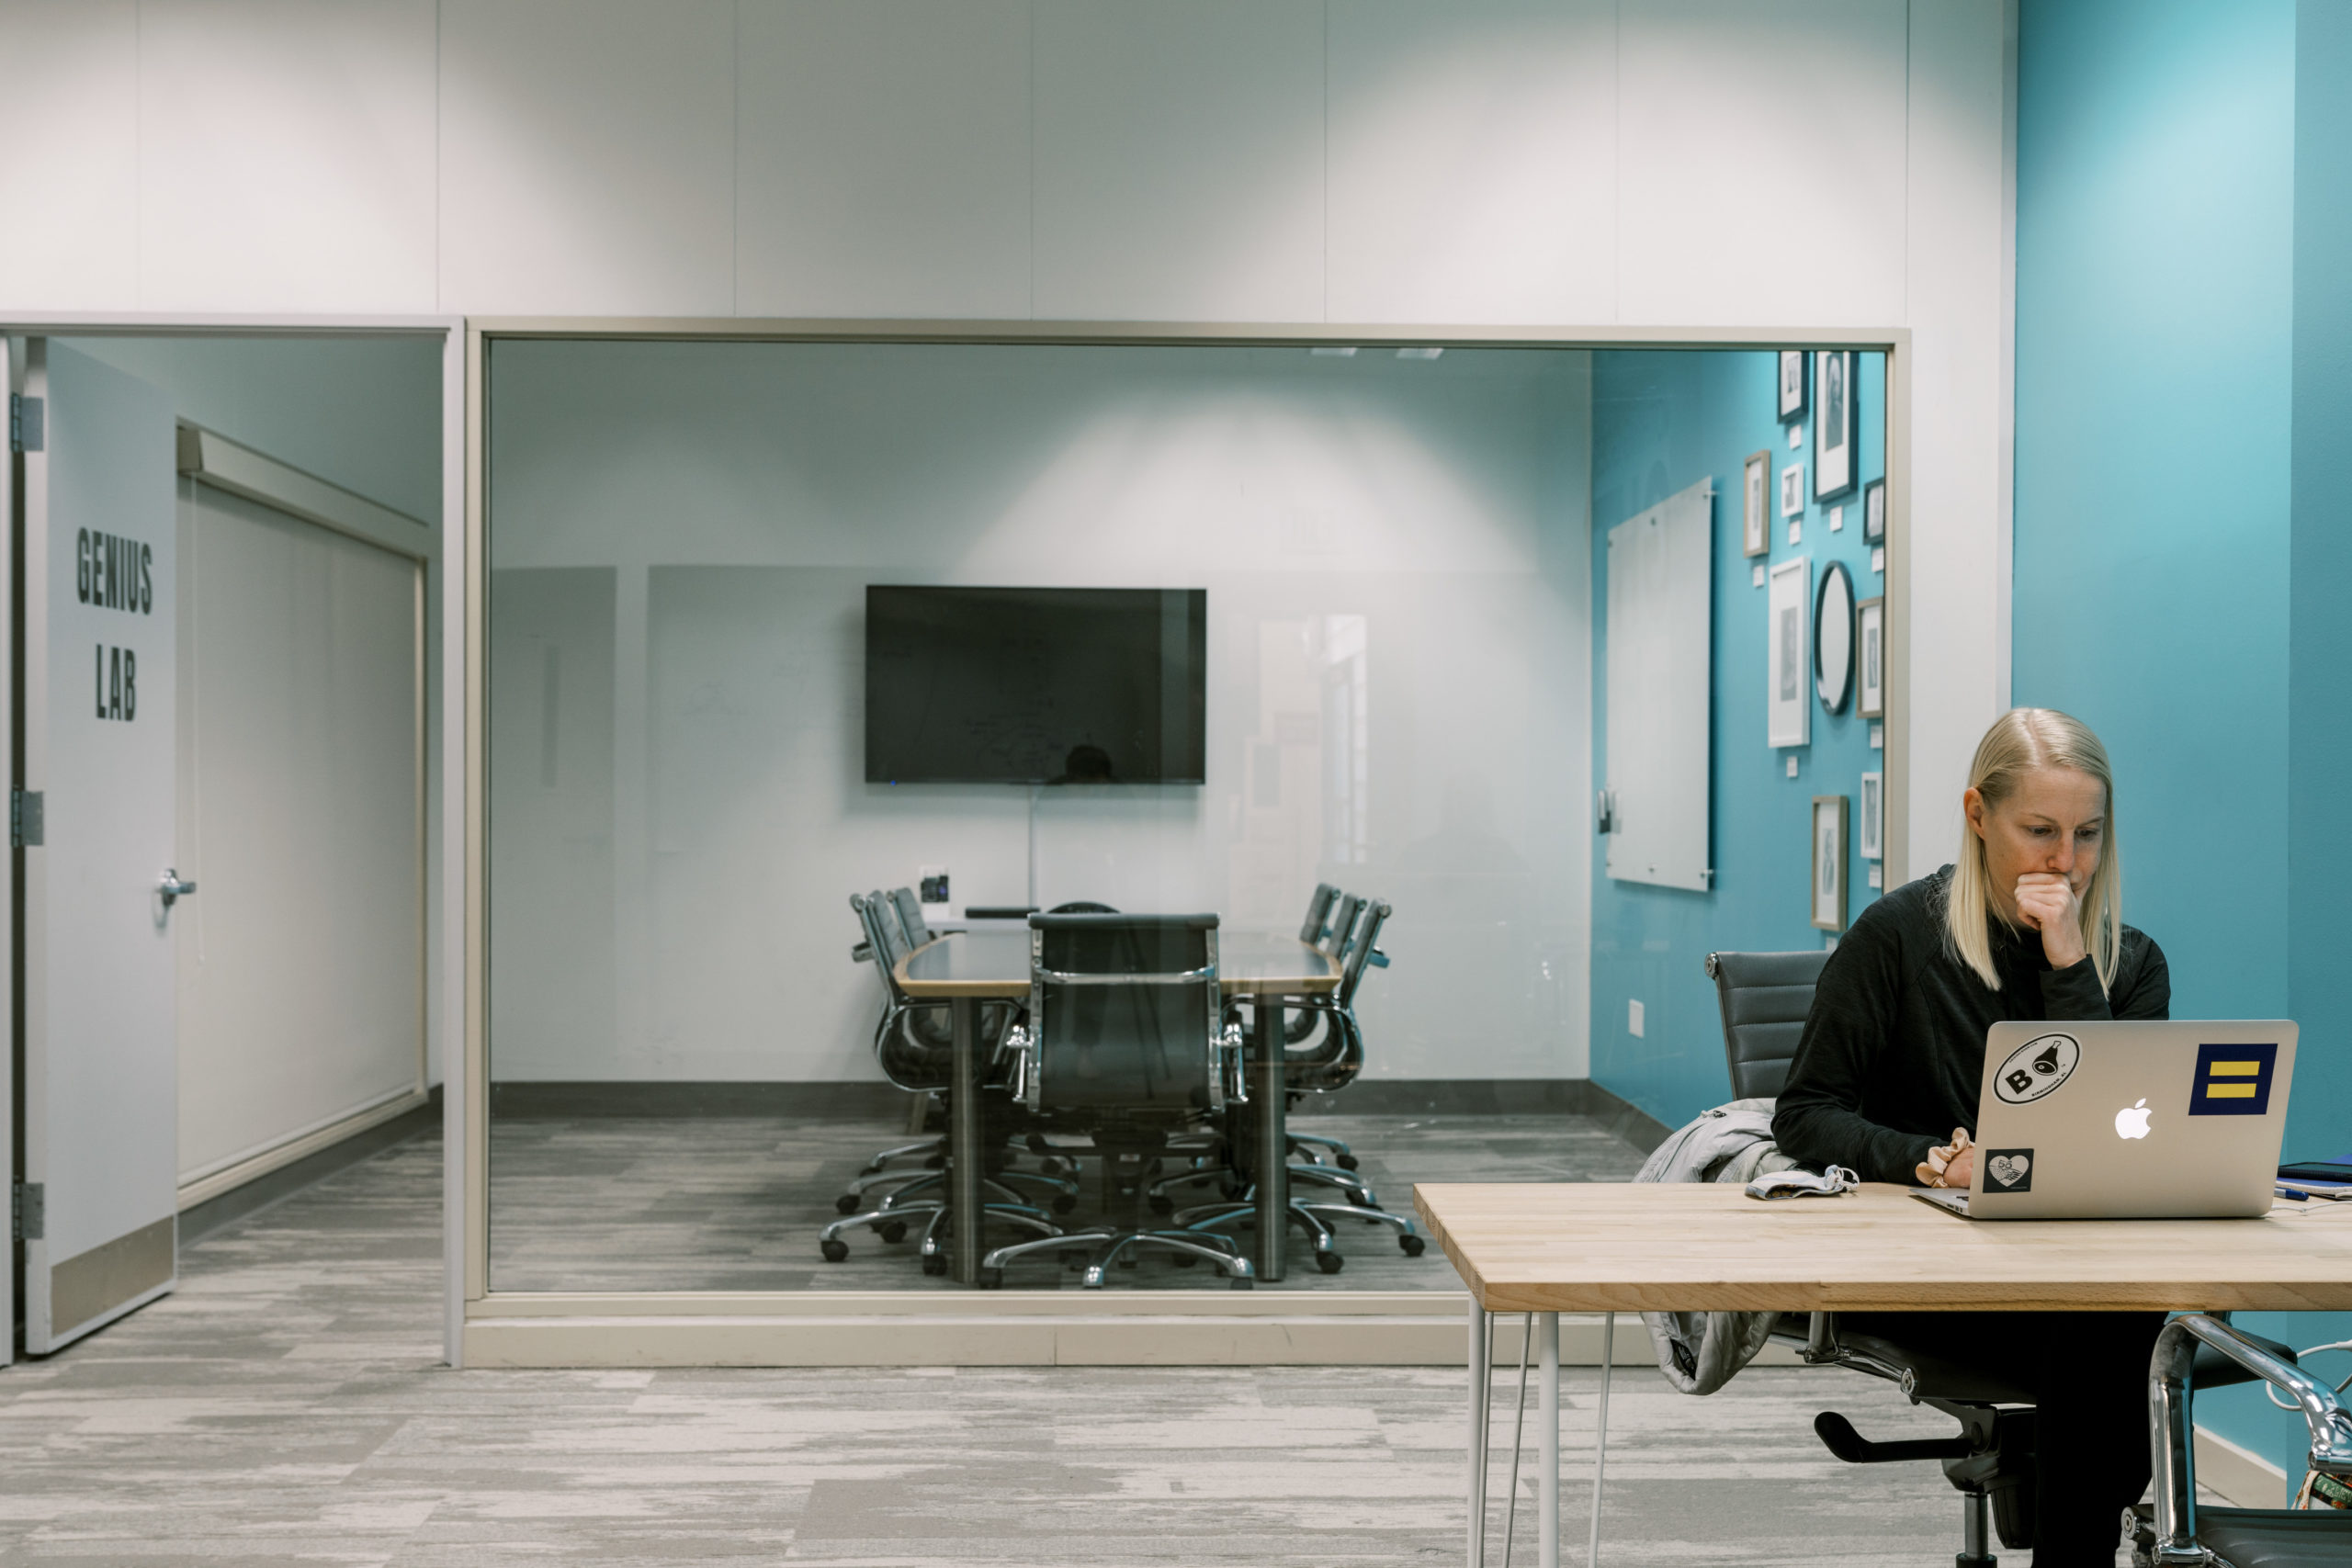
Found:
[1815,559,1855,714]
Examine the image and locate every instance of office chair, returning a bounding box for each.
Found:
[1703,950,2303,1564]
[1157,898,1420,1272]
[979,913,1256,1288]
[1297,882,1341,946]
[2134,1314,2352,1567]
[822,894,1075,1268]
[889,885,933,950]
[1047,900,1118,914]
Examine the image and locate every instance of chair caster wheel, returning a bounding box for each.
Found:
[1171,1253,1197,1268]
[921,1252,947,1276]
[820,1239,850,1263]
[1228,1276,1254,1291]
[878,1222,908,1245]
[978,1267,1004,1289]
[1399,1235,1426,1257]
[1053,1195,1079,1215]
[1317,1251,1345,1274]
[833,1194,861,1215]
[1337,1154,1361,1170]
[1147,1196,1172,1216]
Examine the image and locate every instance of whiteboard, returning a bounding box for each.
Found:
[1604,480,1713,891]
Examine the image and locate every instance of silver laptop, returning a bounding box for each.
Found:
[1914,1021,2297,1220]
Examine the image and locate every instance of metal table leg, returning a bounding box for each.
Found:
[1468,1299,1490,1568]
[1252,998,1287,1280]
[950,995,984,1284]
[1540,1312,1559,1568]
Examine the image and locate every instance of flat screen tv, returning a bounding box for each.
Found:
[865,586,1208,784]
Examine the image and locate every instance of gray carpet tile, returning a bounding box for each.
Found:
[487,1110,1649,1293]
[1,1129,2137,1566]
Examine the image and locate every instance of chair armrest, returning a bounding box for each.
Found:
[2151,1314,2352,1563]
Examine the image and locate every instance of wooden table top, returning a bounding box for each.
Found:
[897,927,1340,1000]
[1412,1181,2352,1314]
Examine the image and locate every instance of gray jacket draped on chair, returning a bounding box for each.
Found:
[1633,1099,1798,1394]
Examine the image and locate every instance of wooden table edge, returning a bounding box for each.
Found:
[894,932,1341,999]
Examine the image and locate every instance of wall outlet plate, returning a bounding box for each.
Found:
[1628,998,1645,1037]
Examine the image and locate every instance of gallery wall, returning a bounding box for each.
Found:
[0,0,2014,881]
[2013,0,2345,1496]
[485,341,1593,1083]
[1589,351,1887,1130]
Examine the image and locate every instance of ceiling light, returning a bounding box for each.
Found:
[1396,346,1443,360]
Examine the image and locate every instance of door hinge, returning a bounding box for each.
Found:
[12,1181,42,1242]
[11,789,41,848]
[9,393,42,453]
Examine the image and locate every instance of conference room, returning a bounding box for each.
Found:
[476,328,1890,1321]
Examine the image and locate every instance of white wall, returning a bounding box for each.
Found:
[486,341,1592,1082]
[0,0,2009,957]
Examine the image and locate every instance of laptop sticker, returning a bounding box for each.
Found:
[2188,1042,2279,1116]
[1992,1032,2079,1105]
[1984,1150,2033,1191]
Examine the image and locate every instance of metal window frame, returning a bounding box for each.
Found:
[456,316,1913,1369]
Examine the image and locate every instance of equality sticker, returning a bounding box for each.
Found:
[1993,1032,2079,1105]
[2188,1042,2278,1117]
[1982,1149,2034,1191]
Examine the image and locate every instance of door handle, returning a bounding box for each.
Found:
[159,868,198,908]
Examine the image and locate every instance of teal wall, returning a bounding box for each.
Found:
[2017,0,2348,1493]
[1589,350,1885,1130]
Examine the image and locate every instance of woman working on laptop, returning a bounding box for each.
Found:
[1774,707,2169,1568]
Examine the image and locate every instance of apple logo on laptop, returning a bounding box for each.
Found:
[2114,1098,2153,1140]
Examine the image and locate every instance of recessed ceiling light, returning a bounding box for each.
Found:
[1310,346,1359,357]
[1396,346,1443,360]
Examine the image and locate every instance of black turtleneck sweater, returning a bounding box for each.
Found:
[1771,864,2171,1184]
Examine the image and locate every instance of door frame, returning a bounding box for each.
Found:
[458,317,1914,1370]
[2,314,463,1371]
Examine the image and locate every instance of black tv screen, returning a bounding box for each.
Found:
[865,586,1208,784]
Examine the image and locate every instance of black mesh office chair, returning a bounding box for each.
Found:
[821,893,1074,1268]
[982,913,1255,1288]
[1704,950,2304,1565]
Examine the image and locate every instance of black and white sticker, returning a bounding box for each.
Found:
[1993,1032,2080,1105]
[1983,1149,2034,1191]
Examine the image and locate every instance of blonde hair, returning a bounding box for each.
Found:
[1946,708,2122,993]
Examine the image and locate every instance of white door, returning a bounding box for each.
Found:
[175,472,424,1196]
[16,340,182,1353]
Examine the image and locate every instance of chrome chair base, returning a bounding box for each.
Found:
[1146,1156,1375,1212]
[1172,1194,1425,1273]
[978,1225,1255,1289]
[820,1196,1060,1266]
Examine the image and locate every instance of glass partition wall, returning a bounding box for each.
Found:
[473,332,1897,1328]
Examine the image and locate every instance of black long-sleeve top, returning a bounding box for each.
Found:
[1771,864,2171,1183]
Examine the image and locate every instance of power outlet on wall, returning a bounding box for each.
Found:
[1628,998,1645,1038]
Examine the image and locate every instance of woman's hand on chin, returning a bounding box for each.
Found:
[2014,871,2088,969]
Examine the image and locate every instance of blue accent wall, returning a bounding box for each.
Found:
[1589,350,1885,1130]
[2018,0,2350,1492]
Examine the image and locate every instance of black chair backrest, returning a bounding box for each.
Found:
[1048,900,1118,914]
[1297,883,1341,945]
[1335,897,1393,1008]
[1704,950,1828,1100]
[1029,913,1219,1110]
[890,886,933,949]
[1318,893,1365,960]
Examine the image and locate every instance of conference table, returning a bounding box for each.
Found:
[1413,1180,2352,1568]
[897,925,1339,1285]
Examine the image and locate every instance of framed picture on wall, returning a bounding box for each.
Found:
[1780,461,1805,518]
[1814,351,1857,501]
[1857,596,1885,718]
[1862,477,1886,543]
[1768,557,1811,748]
[1812,795,1849,931]
[1778,350,1808,423]
[1860,773,1884,862]
[1744,450,1771,557]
